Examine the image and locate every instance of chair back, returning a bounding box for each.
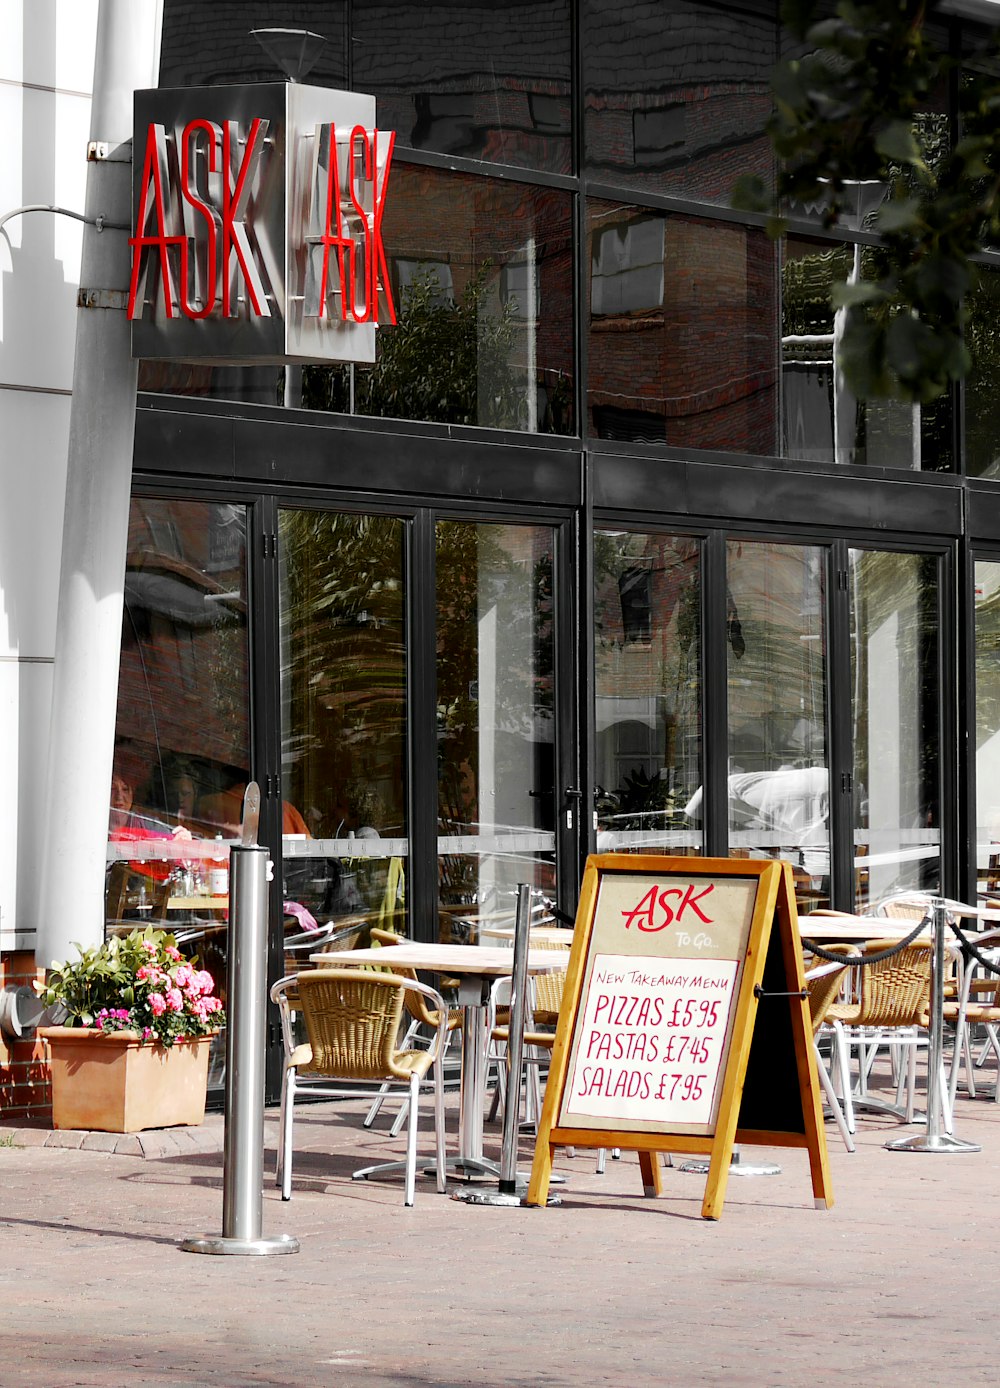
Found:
[368,926,450,1029]
[851,941,933,1028]
[803,946,856,1035]
[294,968,410,1080]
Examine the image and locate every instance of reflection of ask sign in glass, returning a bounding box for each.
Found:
[563,876,750,1131]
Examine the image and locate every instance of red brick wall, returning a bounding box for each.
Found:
[0,954,51,1121]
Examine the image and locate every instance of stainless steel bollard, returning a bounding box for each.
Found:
[181,843,300,1254]
[886,896,980,1155]
[497,883,533,1195]
[456,884,562,1206]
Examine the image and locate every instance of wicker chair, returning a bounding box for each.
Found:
[361,927,463,1135]
[942,926,1000,1107]
[825,939,939,1129]
[803,947,859,1152]
[270,967,449,1206]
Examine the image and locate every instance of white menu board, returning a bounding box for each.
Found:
[556,870,757,1137]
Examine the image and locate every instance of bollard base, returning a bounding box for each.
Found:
[179,1232,300,1256]
[884,1132,981,1154]
[453,1188,561,1207]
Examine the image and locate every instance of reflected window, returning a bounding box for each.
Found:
[587,201,778,453]
[395,259,455,310]
[594,531,702,856]
[591,216,664,317]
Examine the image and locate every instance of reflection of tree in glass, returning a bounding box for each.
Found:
[279,511,406,837]
[302,263,523,429]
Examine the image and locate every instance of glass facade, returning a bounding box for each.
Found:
[116,1,1000,1096]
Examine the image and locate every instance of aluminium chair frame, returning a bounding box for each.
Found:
[270,967,450,1206]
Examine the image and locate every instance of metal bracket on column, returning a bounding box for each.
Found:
[77,288,129,310]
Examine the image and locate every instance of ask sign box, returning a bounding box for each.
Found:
[128,85,395,364]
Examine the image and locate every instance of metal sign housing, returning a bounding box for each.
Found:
[129,84,395,364]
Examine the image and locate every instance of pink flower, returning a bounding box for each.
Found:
[149,993,166,1017]
[142,941,157,954]
[137,964,153,980]
[204,996,223,1015]
[195,971,215,996]
[175,965,193,988]
[164,946,182,962]
[166,987,184,1013]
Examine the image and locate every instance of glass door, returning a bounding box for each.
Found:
[275,508,571,958]
[592,529,703,855]
[277,510,409,955]
[435,520,560,935]
[849,549,940,907]
[725,539,830,910]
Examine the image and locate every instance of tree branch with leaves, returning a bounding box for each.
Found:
[734,0,1000,403]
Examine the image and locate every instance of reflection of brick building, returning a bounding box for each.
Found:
[588,209,778,450]
[115,500,250,812]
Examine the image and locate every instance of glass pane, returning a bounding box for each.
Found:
[355,0,572,175]
[594,530,702,855]
[584,0,777,205]
[782,237,953,471]
[586,201,778,453]
[725,541,830,912]
[109,498,249,1086]
[973,562,1000,894]
[850,550,940,908]
[159,2,349,87]
[966,265,1000,478]
[301,169,574,434]
[278,511,408,954]
[436,522,556,935]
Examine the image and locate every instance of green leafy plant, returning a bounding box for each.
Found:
[734,0,1000,403]
[41,929,224,1048]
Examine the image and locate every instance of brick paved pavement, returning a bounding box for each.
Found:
[0,1084,998,1387]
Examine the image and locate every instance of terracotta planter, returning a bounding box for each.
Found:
[39,1027,215,1133]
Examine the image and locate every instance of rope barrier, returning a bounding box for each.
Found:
[800,916,930,965]
[947,919,1000,978]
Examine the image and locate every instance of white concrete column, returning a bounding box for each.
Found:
[36,0,162,966]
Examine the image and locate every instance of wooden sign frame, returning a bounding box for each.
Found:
[526,854,832,1220]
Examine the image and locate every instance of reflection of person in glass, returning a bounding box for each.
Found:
[109,772,193,879]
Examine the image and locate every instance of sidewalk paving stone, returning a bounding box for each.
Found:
[0,1079,998,1386]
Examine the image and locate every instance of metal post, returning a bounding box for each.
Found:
[182,843,299,1253]
[497,883,533,1195]
[457,884,561,1206]
[887,897,980,1154]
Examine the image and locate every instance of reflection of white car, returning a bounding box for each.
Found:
[685,767,829,874]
